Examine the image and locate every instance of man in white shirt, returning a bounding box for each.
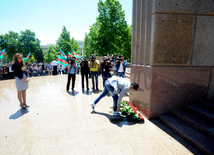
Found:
[8,63,14,79]
[51,59,58,75]
[116,55,127,78]
[90,76,139,116]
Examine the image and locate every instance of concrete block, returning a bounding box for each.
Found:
[154,0,214,15]
[192,16,214,66]
[151,14,195,66]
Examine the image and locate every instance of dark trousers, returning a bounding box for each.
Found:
[66,74,76,91]
[8,72,14,79]
[81,72,89,90]
[2,74,8,80]
[53,66,57,75]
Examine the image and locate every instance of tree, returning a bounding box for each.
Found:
[83,22,100,57]
[0,30,43,62]
[83,32,92,58]
[85,0,131,60]
[57,26,72,56]
[57,26,80,55]
[0,31,19,60]
[18,30,43,62]
[70,37,80,54]
[43,44,59,63]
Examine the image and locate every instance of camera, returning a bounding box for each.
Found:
[102,57,107,63]
[111,54,118,62]
[116,55,122,64]
[68,57,76,64]
[90,55,96,62]
[83,56,87,62]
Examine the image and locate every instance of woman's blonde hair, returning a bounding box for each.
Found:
[13,53,27,71]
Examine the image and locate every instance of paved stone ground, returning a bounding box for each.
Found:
[0,74,202,155]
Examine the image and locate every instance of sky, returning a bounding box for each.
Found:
[0,0,133,45]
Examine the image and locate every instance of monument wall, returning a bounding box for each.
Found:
[130,0,214,118]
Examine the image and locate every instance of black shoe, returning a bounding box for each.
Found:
[82,89,84,93]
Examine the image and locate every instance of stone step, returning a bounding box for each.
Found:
[173,108,214,140]
[187,105,214,121]
[199,100,214,111]
[159,114,214,155]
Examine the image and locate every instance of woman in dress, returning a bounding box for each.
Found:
[12,53,30,109]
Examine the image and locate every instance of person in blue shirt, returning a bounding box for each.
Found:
[66,57,78,93]
[116,55,127,78]
[90,76,139,116]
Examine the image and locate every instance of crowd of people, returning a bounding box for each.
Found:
[67,53,128,93]
[2,53,139,116]
[0,61,71,80]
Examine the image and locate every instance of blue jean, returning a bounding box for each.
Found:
[117,72,126,78]
[91,71,98,89]
[94,80,118,112]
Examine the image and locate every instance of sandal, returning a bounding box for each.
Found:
[23,103,30,108]
[20,104,26,109]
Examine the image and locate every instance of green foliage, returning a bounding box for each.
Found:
[84,0,131,61]
[43,44,59,63]
[18,30,43,62]
[0,31,19,60]
[70,37,80,54]
[0,30,43,62]
[57,26,71,56]
[57,26,80,56]
[120,101,142,122]
[83,33,91,58]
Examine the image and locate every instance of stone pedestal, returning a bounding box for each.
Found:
[131,0,214,118]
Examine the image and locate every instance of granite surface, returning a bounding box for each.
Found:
[192,16,214,66]
[130,65,211,119]
[131,0,137,64]
[151,14,195,66]
[153,0,214,14]
[0,74,201,154]
[208,68,214,99]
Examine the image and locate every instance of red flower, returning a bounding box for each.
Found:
[124,100,144,121]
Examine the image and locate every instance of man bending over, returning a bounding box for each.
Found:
[90,76,139,115]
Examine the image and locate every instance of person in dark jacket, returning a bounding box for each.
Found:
[12,53,30,109]
[2,63,9,80]
[80,56,90,93]
[100,57,112,87]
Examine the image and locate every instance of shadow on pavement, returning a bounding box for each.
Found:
[91,111,144,127]
[150,118,203,155]
[9,108,29,119]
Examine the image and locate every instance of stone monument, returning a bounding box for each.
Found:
[130,0,214,119]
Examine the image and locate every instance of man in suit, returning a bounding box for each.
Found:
[51,59,58,75]
[90,76,139,116]
[80,56,90,93]
[8,63,14,79]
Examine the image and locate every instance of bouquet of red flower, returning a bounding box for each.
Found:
[120,100,144,122]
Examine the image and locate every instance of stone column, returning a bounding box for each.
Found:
[130,0,214,119]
